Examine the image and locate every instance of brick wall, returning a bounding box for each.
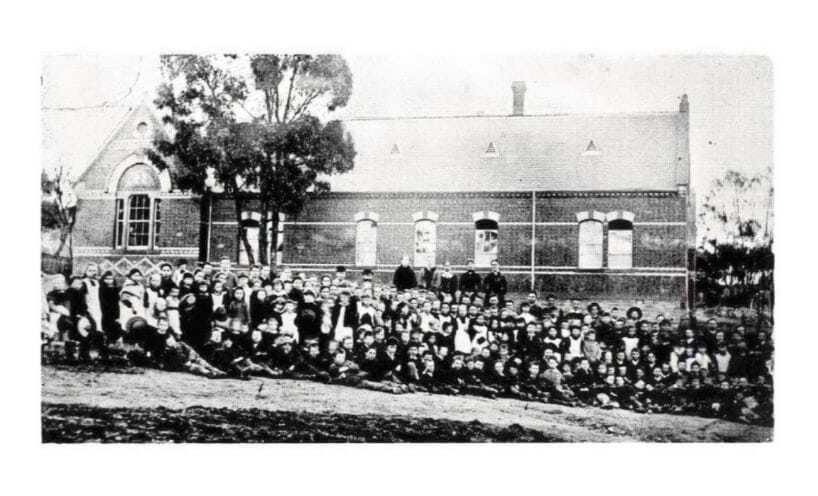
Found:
[74,199,117,246]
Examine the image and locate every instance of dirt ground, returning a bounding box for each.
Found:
[41,365,771,442]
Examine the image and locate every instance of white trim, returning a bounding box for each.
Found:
[576,210,606,222]
[105,153,171,194]
[278,220,685,227]
[78,191,196,200]
[354,211,380,223]
[279,265,686,277]
[472,210,500,222]
[606,210,636,223]
[241,211,262,223]
[412,210,440,222]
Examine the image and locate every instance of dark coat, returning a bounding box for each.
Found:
[393,265,418,291]
[459,270,481,293]
[439,273,458,295]
[330,302,359,333]
[482,271,508,298]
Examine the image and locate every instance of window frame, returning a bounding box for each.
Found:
[607,219,634,269]
[413,218,437,268]
[474,218,499,268]
[577,219,604,269]
[113,163,163,252]
[355,217,378,267]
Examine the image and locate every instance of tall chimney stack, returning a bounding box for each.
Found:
[511,81,527,116]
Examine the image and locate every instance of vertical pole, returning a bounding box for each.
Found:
[206,192,213,262]
[530,191,536,291]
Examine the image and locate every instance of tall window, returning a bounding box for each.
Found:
[608,219,633,269]
[356,219,378,266]
[474,218,499,267]
[127,194,152,248]
[114,163,161,250]
[414,219,437,267]
[578,220,603,269]
[115,199,125,248]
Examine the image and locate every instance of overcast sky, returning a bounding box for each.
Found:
[42,54,773,214]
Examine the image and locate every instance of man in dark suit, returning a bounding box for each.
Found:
[482,260,508,305]
[459,259,481,295]
[331,290,359,342]
[392,256,417,291]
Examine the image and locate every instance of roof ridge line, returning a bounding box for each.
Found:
[342,110,679,122]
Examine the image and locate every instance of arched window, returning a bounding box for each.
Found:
[114,163,161,250]
[608,219,634,269]
[413,211,438,267]
[355,212,379,266]
[578,220,603,268]
[473,211,500,267]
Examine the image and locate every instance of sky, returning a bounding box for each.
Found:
[41,54,773,238]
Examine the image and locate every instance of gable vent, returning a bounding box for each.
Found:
[484,141,499,156]
[390,143,401,155]
[583,139,601,156]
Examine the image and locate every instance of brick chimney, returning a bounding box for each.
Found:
[679,93,689,113]
[511,81,527,116]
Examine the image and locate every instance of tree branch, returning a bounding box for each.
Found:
[282,59,300,123]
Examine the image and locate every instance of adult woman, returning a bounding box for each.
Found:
[99,271,121,340]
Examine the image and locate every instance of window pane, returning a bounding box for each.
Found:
[578,220,603,268]
[608,227,633,269]
[115,199,124,248]
[356,220,377,266]
[414,220,436,267]
[127,194,151,248]
[153,199,161,248]
[474,228,498,267]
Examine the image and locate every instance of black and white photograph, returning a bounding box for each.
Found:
[39,53,775,443]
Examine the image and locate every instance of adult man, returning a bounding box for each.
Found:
[482,260,508,304]
[295,289,323,344]
[439,261,458,296]
[459,259,481,295]
[392,256,417,291]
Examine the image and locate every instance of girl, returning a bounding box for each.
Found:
[119,268,146,329]
[227,287,249,323]
[81,262,103,330]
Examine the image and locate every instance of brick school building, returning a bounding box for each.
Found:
[69,83,695,304]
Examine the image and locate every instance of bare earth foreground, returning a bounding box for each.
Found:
[41,366,771,443]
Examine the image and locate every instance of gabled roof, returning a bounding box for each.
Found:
[43,105,132,180]
[67,103,170,192]
[51,102,689,195]
[329,111,689,192]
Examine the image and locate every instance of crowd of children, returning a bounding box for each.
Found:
[42,257,774,426]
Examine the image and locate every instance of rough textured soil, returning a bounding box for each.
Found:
[41,365,772,443]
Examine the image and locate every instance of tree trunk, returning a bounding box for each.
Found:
[53,227,69,258]
[270,209,280,269]
[234,197,254,265]
[258,205,269,266]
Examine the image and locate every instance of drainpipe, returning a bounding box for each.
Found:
[205,192,213,262]
[530,191,536,291]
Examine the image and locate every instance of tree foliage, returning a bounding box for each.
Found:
[149,54,355,265]
[696,168,774,310]
[41,167,78,259]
